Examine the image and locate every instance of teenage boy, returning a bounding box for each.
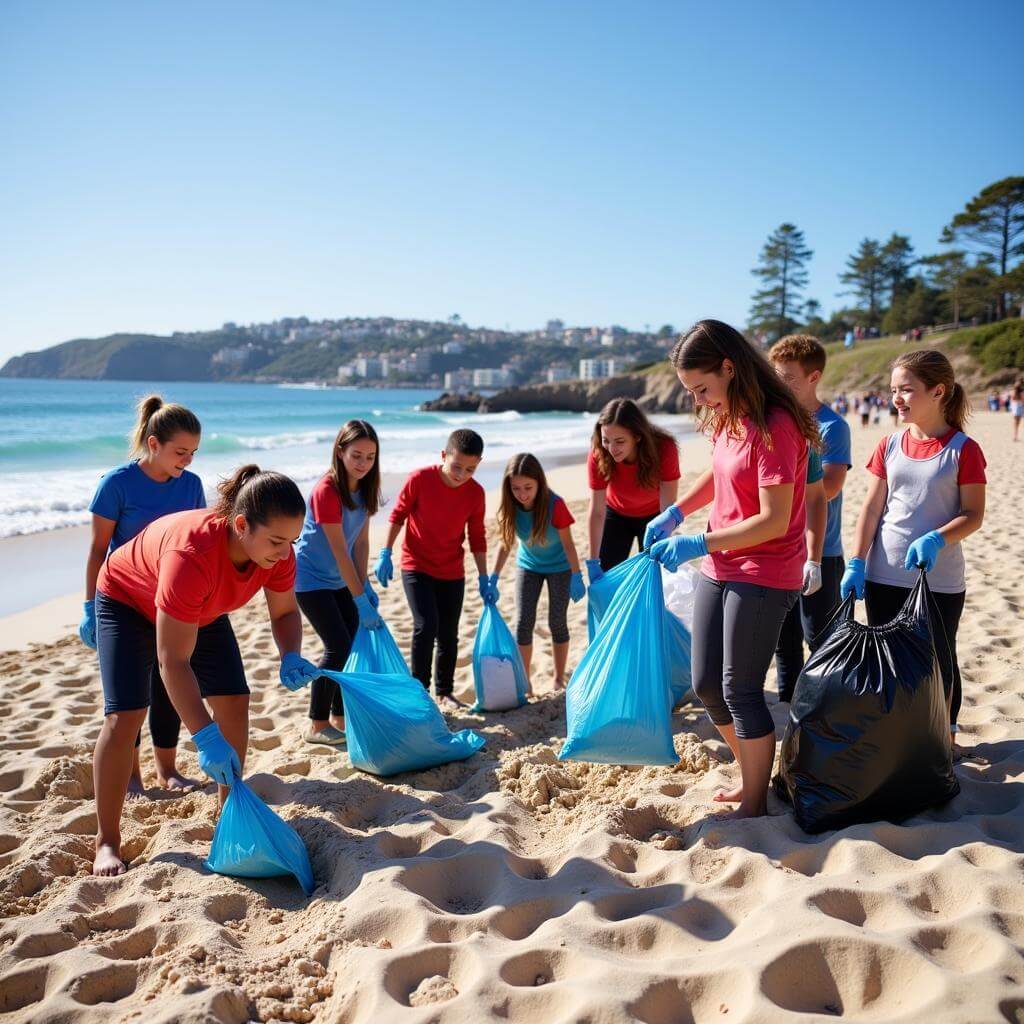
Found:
[374,429,492,709]
[769,334,853,702]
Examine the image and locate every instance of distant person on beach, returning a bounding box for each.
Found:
[842,350,986,759]
[1011,382,1024,442]
[769,336,852,702]
[91,466,319,875]
[81,395,206,795]
[585,398,679,585]
[643,319,820,819]
[375,429,488,710]
[293,420,383,747]
[490,453,586,694]
[860,393,872,429]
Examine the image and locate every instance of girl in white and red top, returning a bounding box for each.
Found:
[92,466,320,877]
[644,319,821,819]
[586,398,680,585]
[842,350,986,756]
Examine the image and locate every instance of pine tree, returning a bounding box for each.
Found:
[749,224,813,340]
[840,239,886,325]
[880,233,915,306]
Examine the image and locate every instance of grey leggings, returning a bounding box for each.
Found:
[515,567,571,646]
[691,574,799,740]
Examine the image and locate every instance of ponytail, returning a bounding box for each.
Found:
[129,393,202,458]
[215,464,305,525]
[892,350,969,433]
[943,381,970,434]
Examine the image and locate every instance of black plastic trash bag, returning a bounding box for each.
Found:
[774,571,959,834]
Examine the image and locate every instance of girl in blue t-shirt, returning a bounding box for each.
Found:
[82,394,205,794]
[293,420,383,745]
[490,453,586,694]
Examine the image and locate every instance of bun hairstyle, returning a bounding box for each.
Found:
[214,464,306,525]
[498,453,552,550]
[590,398,676,489]
[129,394,201,458]
[893,350,970,433]
[330,419,382,516]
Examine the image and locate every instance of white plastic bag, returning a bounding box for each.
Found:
[661,563,697,631]
[478,656,520,711]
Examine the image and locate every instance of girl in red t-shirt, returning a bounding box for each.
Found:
[646,319,821,819]
[586,398,680,584]
[91,466,320,877]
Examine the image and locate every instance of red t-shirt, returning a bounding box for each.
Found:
[310,475,344,524]
[587,435,681,518]
[703,407,808,590]
[866,429,987,484]
[389,466,486,579]
[98,508,296,625]
[551,496,574,529]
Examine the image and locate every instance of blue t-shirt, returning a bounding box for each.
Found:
[807,448,823,484]
[294,474,368,592]
[816,403,852,558]
[515,494,574,574]
[89,461,206,551]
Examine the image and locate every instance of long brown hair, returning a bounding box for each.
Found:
[893,349,970,433]
[498,453,553,549]
[214,464,305,524]
[670,319,820,449]
[590,398,677,489]
[129,394,201,458]
[329,419,382,516]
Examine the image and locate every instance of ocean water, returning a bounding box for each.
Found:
[0,378,682,538]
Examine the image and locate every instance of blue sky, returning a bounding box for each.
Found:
[1,1,1022,360]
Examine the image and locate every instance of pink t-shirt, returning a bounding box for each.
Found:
[702,407,808,590]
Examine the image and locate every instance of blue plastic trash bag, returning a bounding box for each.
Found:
[320,670,485,776]
[586,559,633,642]
[471,603,529,711]
[561,554,678,766]
[344,621,411,676]
[205,779,315,894]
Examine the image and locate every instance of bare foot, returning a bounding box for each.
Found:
[712,784,743,804]
[156,770,196,792]
[553,678,566,691]
[716,801,767,820]
[126,775,146,801]
[93,842,126,876]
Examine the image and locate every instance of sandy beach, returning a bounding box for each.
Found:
[1,410,1023,1023]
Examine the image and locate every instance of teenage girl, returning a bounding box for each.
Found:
[294,420,383,746]
[586,398,680,586]
[1011,381,1023,443]
[80,395,205,794]
[644,319,821,819]
[490,453,586,693]
[92,466,320,876]
[841,350,986,758]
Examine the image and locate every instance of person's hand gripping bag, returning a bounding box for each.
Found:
[319,670,485,776]
[773,570,959,834]
[471,603,530,711]
[344,619,411,676]
[205,778,315,894]
[561,554,678,766]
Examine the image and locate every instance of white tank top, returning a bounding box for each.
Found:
[865,429,967,593]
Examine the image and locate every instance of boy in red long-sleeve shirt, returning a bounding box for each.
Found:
[374,429,490,708]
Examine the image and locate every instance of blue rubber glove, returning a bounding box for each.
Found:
[649,533,708,572]
[840,557,866,600]
[79,599,97,650]
[363,579,379,608]
[279,651,320,692]
[193,722,241,785]
[569,571,586,603]
[904,531,946,573]
[478,574,499,605]
[488,573,500,604]
[354,592,383,630]
[643,505,684,549]
[374,548,393,588]
[585,558,604,585]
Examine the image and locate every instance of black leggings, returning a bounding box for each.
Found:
[774,555,845,702]
[514,568,571,645]
[136,674,183,750]
[864,580,966,728]
[296,588,359,721]
[402,571,465,697]
[599,506,655,571]
[691,574,799,739]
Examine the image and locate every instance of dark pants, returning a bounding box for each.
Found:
[774,555,845,702]
[599,506,654,571]
[142,674,183,749]
[864,580,966,728]
[402,571,465,697]
[296,587,359,721]
[691,574,799,740]
[514,568,571,645]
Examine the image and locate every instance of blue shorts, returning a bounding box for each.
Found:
[96,591,249,717]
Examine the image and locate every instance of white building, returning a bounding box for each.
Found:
[337,363,356,382]
[444,369,474,391]
[472,368,513,388]
[354,357,389,380]
[442,340,464,355]
[546,364,574,383]
[579,358,619,380]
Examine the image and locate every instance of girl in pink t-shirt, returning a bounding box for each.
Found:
[645,319,821,818]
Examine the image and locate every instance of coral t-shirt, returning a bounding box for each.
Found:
[866,429,987,484]
[98,509,296,625]
[703,407,808,590]
[587,435,680,518]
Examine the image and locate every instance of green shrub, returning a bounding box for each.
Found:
[953,320,1024,371]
